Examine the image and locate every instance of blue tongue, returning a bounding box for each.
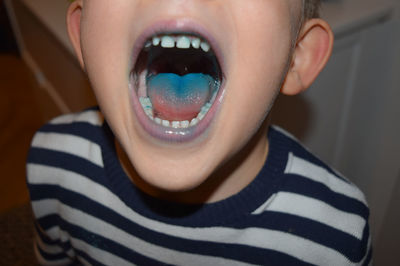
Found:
[146,73,213,120]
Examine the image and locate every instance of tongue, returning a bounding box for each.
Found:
[147,73,213,121]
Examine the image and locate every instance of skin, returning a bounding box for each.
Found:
[67,0,333,204]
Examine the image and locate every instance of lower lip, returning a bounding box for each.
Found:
[129,76,225,143]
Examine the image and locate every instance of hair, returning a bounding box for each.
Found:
[303,0,321,20]
[290,0,320,44]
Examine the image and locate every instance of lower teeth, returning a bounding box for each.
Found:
[139,96,214,128]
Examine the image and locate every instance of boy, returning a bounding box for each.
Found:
[27,0,371,265]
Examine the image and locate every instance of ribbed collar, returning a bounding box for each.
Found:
[101,124,291,227]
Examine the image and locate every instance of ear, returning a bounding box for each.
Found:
[66,0,85,69]
[281,18,334,95]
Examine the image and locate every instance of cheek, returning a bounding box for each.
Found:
[222,6,293,144]
[80,7,135,115]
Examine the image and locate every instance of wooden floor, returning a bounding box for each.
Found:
[0,54,45,213]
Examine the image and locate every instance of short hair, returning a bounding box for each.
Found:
[303,0,321,20]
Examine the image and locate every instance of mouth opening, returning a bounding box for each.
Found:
[132,33,222,130]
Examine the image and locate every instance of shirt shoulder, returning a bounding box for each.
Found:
[27,108,106,186]
[271,125,367,204]
[261,126,372,265]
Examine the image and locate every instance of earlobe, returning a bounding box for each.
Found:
[281,18,334,95]
[66,0,85,70]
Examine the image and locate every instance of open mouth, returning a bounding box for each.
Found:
[130,32,224,142]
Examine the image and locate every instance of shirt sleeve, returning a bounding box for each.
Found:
[27,131,76,265]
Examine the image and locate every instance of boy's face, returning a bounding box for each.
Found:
[78,0,301,193]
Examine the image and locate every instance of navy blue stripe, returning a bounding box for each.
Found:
[33,192,167,265]
[36,216,74,253]
[74,249,107,266]
[36,241,72,262]
[37,213,163,265]
[35,221,59,245]
[37,214,63,231]
[60,213,308,266]
[32,186,314,265]
[362,245,372,266]
[38,122,104,146]
[59,216,169,265]
[27,148,108,187]
[237,211,365,262]
[359,222,370,262]
[283,174,369,218]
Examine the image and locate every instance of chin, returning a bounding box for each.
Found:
[130,150,219,193]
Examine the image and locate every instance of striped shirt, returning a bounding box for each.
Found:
[27,108,372,265]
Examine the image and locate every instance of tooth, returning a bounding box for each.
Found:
[152,37,161,46]
[181,120,190,128]
[140,97,152,110]
[210,92,217,103]
[205,102,212,109]
[161,36,175,48]
[155,117,162,125]
[145,109,153,117]
[176,36,191,49]
[139,97,147,105]
[200,42,210,52]
[141,103,152,110]
[162,120,170,127]
[197,107,208,120]
[190,118,199,126]
[198,113,205,121]
[191,38,201,49]
[172,121,180,128]
[144,41,152,50]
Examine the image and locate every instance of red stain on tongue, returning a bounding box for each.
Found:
[151,94,206,121]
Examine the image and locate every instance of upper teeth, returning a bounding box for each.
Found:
[145,34,211,52]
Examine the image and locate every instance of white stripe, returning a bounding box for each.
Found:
[35,230,63,254]
[35,225,76,259]
[32,132,103,167]
[77,256,91,266]
[66,249,76,260]
[32,196,59,218]
[50,110,103,126]
[268,192,366,240]
[252,194,277,215]
[285,153,367,205]
[68,232,135,266]
[35,232,77,264]
[35,200,256,266]
[32,201,62,243]
[29,164,357,265]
